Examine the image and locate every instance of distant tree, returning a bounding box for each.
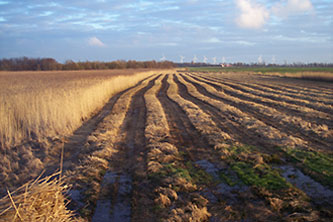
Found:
[0,57,177,71]
[40,58,60,70]
[63,60,79,70]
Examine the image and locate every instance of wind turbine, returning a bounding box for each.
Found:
[203,56,208,64]
[160,54,166,61]
[212,57,217,64]
[258,55,263,64]
[222,57,226,64]
[193,55,198,63]
[180,55,185,63]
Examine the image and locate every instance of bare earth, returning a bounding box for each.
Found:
[32,72,333,221]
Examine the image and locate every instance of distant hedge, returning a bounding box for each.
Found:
[0,57,175,71]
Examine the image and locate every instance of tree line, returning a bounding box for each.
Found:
[0,57,175,71]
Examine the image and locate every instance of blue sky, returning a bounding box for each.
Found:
[0,0,332,64]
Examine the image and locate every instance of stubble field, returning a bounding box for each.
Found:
[1,70,332,221]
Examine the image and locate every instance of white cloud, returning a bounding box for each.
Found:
[235,0,269,29]
[88,37,106,47]
[272,0,314,17]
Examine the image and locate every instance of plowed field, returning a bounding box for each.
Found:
[66,72,333,221]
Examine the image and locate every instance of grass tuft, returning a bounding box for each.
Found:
[0,171,81,222]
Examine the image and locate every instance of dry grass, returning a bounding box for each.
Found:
[0,69,156,148]
[0,171,80,222]
[0,69,160,197]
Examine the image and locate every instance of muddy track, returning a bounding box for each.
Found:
[181,74,332,151]
[189,73,332,127]
[109,75,158,220]
[91,75,159,222]
[173,75,277,151]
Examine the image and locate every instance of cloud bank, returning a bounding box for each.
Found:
[235,0,269,29]
[235,0,314,29]
[0,0,330,63]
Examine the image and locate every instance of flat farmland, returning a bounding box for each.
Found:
[1,71,332,221]
[68,72,332,221]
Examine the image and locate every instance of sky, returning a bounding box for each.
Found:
[0,0,332,64]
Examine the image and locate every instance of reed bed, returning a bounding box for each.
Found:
[0,69,155,148]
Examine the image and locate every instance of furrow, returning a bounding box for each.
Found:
[204,74,333,115]
[182,73,333,151]
[158,75,210,154]
[190,73,332,128]
[173,75,272,149]
[244,82,333,105]
[220,77,333,106]
[200,73,333,102]
[140,74,212,221]
[193,73,333,118]
[206,73,333,96]
[166,74,232,147]
[176,74,312,151]
[165,74,257,220]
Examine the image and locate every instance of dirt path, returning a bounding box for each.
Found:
[91,75,158,221]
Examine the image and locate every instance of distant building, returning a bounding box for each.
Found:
[221,63,232,67]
